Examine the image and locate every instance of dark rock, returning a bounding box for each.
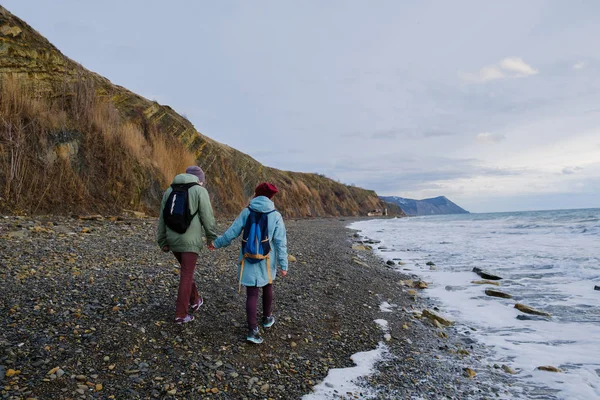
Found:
[472,267,502,280]
[516,315,548,321]
[386,260,396,266]
[594,286,600,291]
[484,289,512,299]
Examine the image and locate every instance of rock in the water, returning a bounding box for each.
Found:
[416,281,428,289]
[485,289,512,299]
[426,261,435,266]
[537,365,562,372]
[516,314,548,321]
[386,260,395,266]
[422,309,454,326]
[502,365,516,374]
[472,267,502,280]
[515,303,551,317]
[594,285,600,291]
[471,280,500,286]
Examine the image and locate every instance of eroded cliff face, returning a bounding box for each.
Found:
[0,6,402,217]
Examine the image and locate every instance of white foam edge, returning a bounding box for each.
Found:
[302,342,389,399]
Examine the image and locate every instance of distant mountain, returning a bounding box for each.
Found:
[380,196,469,216]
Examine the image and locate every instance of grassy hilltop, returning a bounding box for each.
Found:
[0,6,402,217]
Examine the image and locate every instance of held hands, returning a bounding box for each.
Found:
[279,270,288,277]
[162,245,169,252]
[207,241,216,251]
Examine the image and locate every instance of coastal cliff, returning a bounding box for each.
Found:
[0,6,402,218]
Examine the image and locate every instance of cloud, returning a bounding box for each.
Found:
[562,166,583,175]
[573,61,586,70]
[461,57,538,83]
[499,57,539,76]
[460,66,505,83]
[476,132,506,143]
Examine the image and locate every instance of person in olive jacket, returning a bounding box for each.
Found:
[157,166,217,324]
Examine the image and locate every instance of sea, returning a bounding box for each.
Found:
[350,208,600,400]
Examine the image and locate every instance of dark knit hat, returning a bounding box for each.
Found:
[185,166,205,183]
[254,182,278,199]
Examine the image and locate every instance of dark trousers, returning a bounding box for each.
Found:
[246,284,273,330]
[173,252,200,318]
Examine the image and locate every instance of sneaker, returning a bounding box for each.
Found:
[175,315,195,324]
[262,316,275,328]
[246,327,264,344]
[190,297,204,313]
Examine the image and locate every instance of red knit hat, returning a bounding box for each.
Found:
[254,182,279,199]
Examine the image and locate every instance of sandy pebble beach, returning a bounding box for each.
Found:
[0,216,518,399]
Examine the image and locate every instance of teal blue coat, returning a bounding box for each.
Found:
[214,196,288,287]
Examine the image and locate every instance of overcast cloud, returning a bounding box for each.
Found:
[4,0,599,212]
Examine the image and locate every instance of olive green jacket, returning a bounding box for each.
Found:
[157,173,217,253]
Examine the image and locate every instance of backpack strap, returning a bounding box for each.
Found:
[239,257,245,293]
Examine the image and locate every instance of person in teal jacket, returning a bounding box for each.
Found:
[157,166,217,324]
[213,182,288,344]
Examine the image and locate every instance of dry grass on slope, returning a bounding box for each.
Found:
[0,77,196,215]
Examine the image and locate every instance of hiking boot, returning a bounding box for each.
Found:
[262,316,275,328]
[175,315,195,324]
[190,297,204,313]
[246,327,264,344]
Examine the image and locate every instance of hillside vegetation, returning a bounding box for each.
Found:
[0,6,402,217]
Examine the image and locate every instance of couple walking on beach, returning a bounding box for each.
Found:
[156,166,289,344]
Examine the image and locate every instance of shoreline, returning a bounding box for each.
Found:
[0,215,516,399]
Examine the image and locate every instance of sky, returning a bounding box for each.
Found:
[4,0,600,213]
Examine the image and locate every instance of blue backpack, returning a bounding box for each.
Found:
[162,182,199,234]
[242,208,275,263]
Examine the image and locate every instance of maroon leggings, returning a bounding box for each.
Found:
[173,252,200,319]
[246,284,273,330]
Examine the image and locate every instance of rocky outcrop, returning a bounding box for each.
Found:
[515,303,551,317]
[484,289,512,299]
[537,366,562,373]
[472,267,503,280]
[422,309,454,326]
[471,280,500,286]
[0,5,403,218]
